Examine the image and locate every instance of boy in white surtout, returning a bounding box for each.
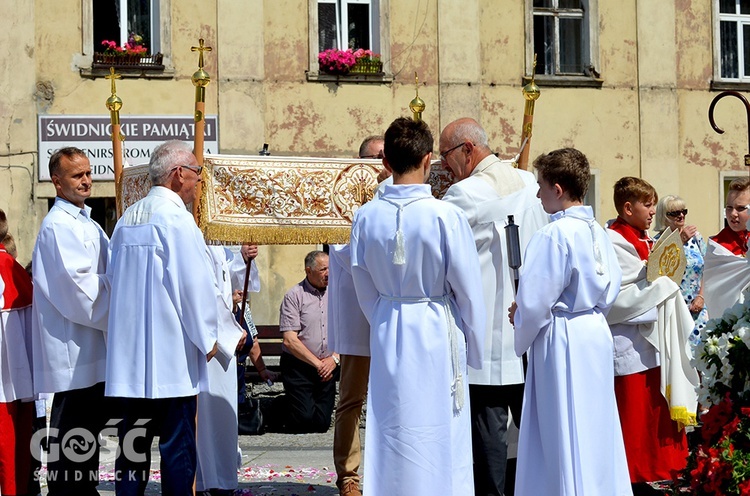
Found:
[350,117,486,496]
[509,148,632,495]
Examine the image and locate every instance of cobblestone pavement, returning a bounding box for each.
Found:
[39,382,342,496]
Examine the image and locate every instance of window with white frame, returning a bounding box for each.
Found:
[309,0,390,77]
[716,0,750,81]
[93,0,161,54]
[318,0,379,52]
[529,0,598,77]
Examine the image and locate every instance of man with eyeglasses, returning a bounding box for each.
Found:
[440,118,548,496]
[105,140,228,495]
[704,177,750,317]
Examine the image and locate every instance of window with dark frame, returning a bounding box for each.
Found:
[533,0,586,76]
[719,0,750,80]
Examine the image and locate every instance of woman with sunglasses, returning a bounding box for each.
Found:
[654,195,707,345]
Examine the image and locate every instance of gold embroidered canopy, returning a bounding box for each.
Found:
[121,154,453,245]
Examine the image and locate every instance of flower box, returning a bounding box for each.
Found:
[92,52,164,70]
[350,59,383,75]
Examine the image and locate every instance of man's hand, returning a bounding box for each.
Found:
[232,289,243,305]
[508,301,517,326]
[259,368,280,383]
[241,244,258,263]
[317,356,337,382]
[236,329,248,352]
[206,341,218,362]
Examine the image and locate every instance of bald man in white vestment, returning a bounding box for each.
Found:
[440,118,548,495]
[106,140,223,496]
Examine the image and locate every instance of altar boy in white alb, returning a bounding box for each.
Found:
[350,117,486,496]
[106,140,222,496]
[509,148,631,496]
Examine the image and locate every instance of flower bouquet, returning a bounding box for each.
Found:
[673,289,750,495]
[317,48,382,76]
[93,33,163,68]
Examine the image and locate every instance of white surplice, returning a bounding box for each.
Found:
[196,246,247,491]
[328,244,369,356]
[0,251,34,403]
[703,239,750,319]
[442,155,548,386]
[31,197,110,394]
[105,187,218,399]
[350,183,486,496]
[606,229,698,427]
[513,206,631,496]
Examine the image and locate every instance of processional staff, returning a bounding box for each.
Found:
[105,67,125,217]
[191,38,212,223]
[708,90,750,174]
[516,55,541,170]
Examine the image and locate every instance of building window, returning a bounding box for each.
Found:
[318,0,377,52]
[308,0,391,81]
[527,0,599,80]
[93,0,161,54]
[81,0,172,76]
[716,0,750,81]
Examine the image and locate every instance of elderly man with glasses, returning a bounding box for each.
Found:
[105,140,235,496]
[439,118,548,496]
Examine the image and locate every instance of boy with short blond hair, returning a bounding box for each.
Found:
[510,148,630,495]
[606,177,697,492]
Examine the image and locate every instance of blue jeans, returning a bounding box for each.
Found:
[113,396,197,496]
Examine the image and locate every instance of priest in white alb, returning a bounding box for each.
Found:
[440,118,548,495]
[106,140,225,496]
[350,117,485,496]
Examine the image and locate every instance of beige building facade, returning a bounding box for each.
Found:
[1,0,748,324]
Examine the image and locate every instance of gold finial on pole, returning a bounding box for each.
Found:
[409,72,426,122]
[191,39,212,223]
[516,54,541,170]
[105,67,125,217]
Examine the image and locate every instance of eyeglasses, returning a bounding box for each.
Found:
[360,152,384,159]
[439,142,464,162]
[171,164,203,176]
[726,205,749,213]
[666,209,688,218]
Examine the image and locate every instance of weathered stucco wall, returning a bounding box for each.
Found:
[0,0,745,323]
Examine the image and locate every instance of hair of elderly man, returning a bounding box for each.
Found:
[304,250,328,269]
[149,140,196,186]
[48,147,87,178]
[449,118,490,149]
[653,194,687,233]
[358,135,384,158]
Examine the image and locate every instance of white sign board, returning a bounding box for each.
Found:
[38,115,219,181]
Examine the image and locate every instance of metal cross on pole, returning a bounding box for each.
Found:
[708,90,750,173]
